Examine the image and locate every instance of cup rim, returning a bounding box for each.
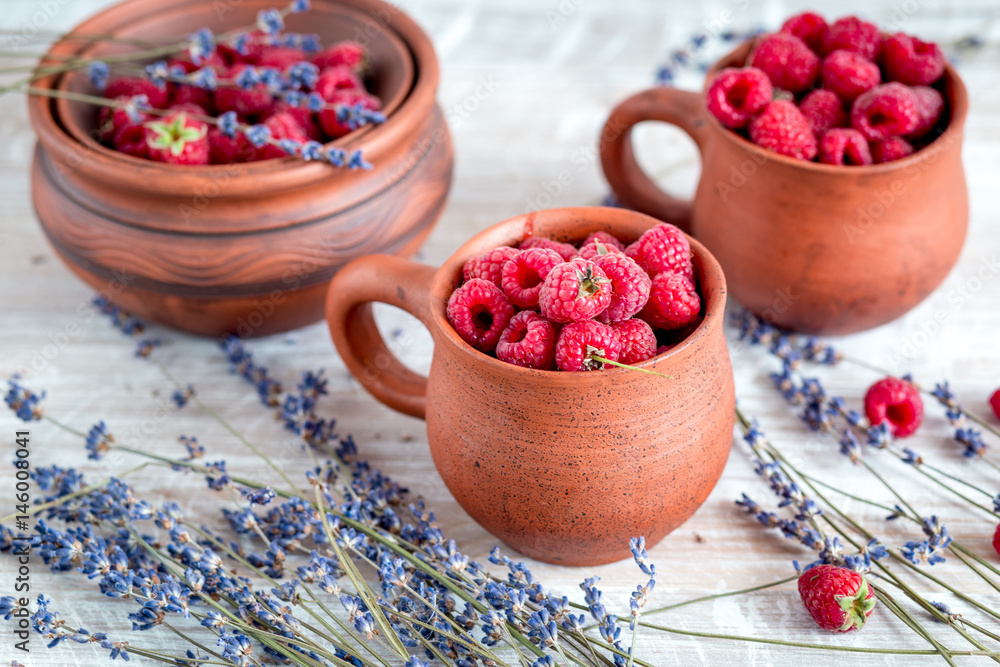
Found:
[28,0,440,197]
[426,206,727,377]
[703,38,969,174]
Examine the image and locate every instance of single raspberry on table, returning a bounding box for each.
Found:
[316,65,364,99]
[851,83,919,142]
[705,67,773,129]
[749,33,820,94]
[871,136,914,163]
[446,278,515,353]
[908,86,945,139]
[462,246,520,287]
[319,89,383,139]
[798,89,847,137]
[989,388,1000,421]
[780,11,828,53]
[582,231,625,252]
[313,41,368,72]
[215,64,274,117]
[105,76,170,109]
[864,377,924,438]
[539,259,613,323]
[612,319,657,365]
[639,271,701,330]
[749,100,818,161]
[624,223,693,278]
[520,237,577,261]
[798,565,877,632]
[577,238,624,261]
[554,321,622,372]
[500,247,563,309]
[822,16,882,60]
[818,128,872,166]
[143,111,210,165]
[496,311,557,370]
[821,50,881,104]
[593,253,651,323]
[881,33,945,86]
[247,111,310,161]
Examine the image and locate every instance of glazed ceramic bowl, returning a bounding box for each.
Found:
[29,0,452,337]
[326,207,736,566]
[600,41,968,335]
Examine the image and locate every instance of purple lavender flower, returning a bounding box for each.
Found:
[88,61,110,90]
[5,378,44,421]
[187,28,215,65]
[257,8,285,35]
[84,421,114,460]
[243,124,271,148]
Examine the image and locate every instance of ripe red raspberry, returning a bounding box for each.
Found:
[577,238,624,261]
[989,388,1000,421]
[257,47,309,73]
[749,100,818,161]
[908,86,944,139]
[215,64,274,116]
[882,33,945,86]
[582,231,625,252]
[246,111,310,161]
[496,311,557,370]
[871,136,914,163]
[539,259,613,323]
[208,126,243,164]
[821,50,881,103]
[656,344,675,356]
[593,253,651,323]
[170,83,214,113]
[265,101,322,141]
[818,128,872,166]
[624,223,693,278]
[167,52,227,74]
[98,95,147,141]
[520,237,577,261]
[705,67,773,129]
[851,83,919,142]
[315,65,364,99]
[798,565,876,632]
[554,321,622,372]
[640,271,700,330]
[105,76,170,109]
[822,16,882,60]
[143,111,210,165]
[798,89,846,137]
[319,89,383,139]
[780,12,828,53]
[313,41,368,72]
[446,278,515,353]
[864,377,924,438]
[993,522,1000,559]
[613,319,657,365]
[500,247,563,309]
[749,33,820,94]
[462,246,520,287]
[218,30,268,65]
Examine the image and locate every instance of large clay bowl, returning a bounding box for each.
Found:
[601,41,968,335]
[326,207,736,566]
[29,0,452,337]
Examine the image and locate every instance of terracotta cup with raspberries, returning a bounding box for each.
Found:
[601,12,968,335]
[326,207,736,566]
[29,0,453,337]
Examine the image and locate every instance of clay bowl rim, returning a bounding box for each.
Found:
[427,206,727,379]
[53,0,413,168]
[702,39,968,175]
[27,0,440,199]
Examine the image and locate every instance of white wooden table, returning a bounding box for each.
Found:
[2,0,1000,664]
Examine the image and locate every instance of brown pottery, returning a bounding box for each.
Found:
[29,0,453,337]
[601,41,969,335]
[326,207,735,566]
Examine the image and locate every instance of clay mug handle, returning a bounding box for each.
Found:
[600,88,711,234]
[325,255,436,420]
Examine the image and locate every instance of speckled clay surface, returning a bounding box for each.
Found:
[326,207,735,566]
[601,42,969,335]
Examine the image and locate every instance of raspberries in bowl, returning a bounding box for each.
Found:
[706,12,949,165]
[446,222,702,371]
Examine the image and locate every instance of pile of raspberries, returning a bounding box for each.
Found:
[96,38,380,165]
[446,223,703,372]
[706,12,947,165]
